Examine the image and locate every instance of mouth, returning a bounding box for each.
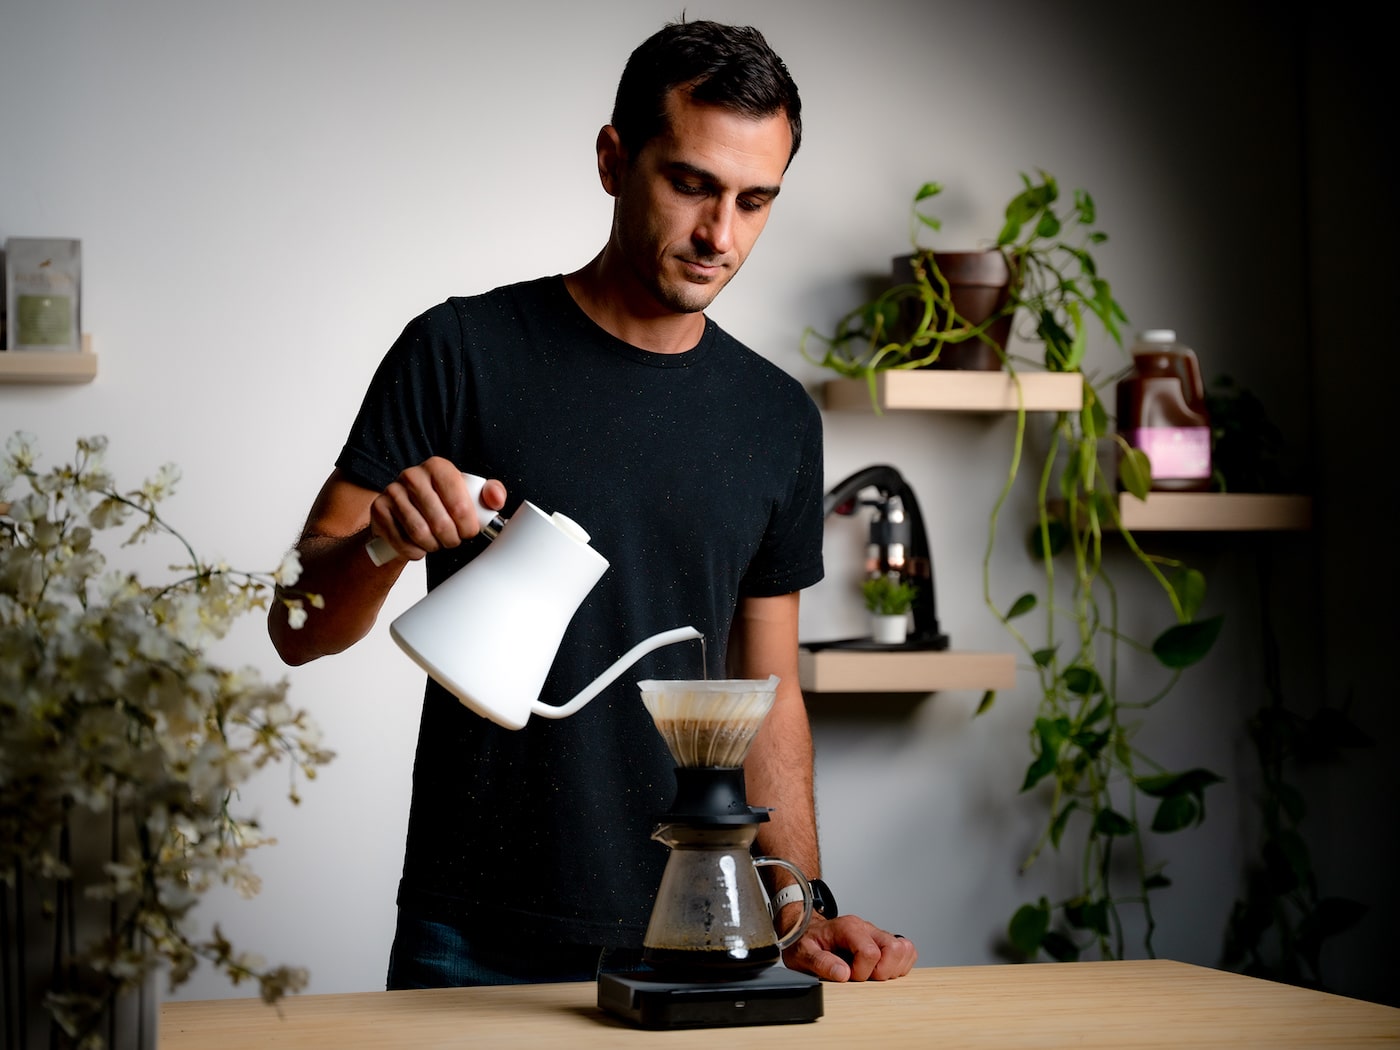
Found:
[678,256,726,281]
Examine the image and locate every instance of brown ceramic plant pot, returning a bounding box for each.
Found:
[891,249,1013,371]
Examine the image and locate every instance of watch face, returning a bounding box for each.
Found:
[812,879,837,918]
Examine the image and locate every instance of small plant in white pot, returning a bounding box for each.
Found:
[861,575,919,645]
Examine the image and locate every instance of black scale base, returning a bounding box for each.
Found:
[597,966,823,1030]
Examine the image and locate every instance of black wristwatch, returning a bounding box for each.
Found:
[772,877,838,919]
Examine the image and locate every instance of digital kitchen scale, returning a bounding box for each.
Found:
[597,967,822,1029]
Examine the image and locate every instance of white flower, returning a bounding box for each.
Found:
[274,549,302,587]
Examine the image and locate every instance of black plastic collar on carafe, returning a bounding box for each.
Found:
[659,766,770,826]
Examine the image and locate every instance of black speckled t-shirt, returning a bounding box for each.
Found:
[337,275,824,948]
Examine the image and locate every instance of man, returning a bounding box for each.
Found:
[270,19,917,987]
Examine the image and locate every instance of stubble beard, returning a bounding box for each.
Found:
[647,253,735,315]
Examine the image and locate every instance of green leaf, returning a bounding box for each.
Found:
[914,181,943,202]
[1062,665,1101,695]
[1035,211,1062,239]
[1152,615,1224,668]
[1136,768,1225,798]
[1041,930,1081,962]
[1144,872,1172,890]
[1032,647,1057,668]
[1063,304,1088,371]
[1049,801,1077,847]
[1075,189,1096,225]
[1151,793,1199,832]
[1005,592,1037,620]
[976,690,996,716]
[1021,718,1069,791]
[1093,809,1134,836]
[1119,448,1152,500]
[1081,698,1110,726]
[1072,729,1112,758]
[1064,898,1109,935]
[1170,568,1207,622]
[1008,899,1051,957]
[1021,751,1057,792]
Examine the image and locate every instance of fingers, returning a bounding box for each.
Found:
[784,932,852,982]
[783,915,918,983]
[868,930,919,981]
[370,458,502,562]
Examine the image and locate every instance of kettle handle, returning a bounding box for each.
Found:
[758,859,815,951]
[530,625,704,720]
[366,472,503,567]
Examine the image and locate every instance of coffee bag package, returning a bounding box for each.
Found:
[4,238,82,351]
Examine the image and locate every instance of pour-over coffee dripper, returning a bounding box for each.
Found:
[636,677,814,976]
[597,677,823,1029]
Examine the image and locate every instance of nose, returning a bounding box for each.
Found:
[693,197,736,256]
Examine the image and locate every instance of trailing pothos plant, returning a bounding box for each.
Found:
[986,384,1226,962]
[799,171,1124,409]
[970,176,1225,960]
[802,172,1229,961]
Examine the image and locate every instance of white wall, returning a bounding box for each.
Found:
[4,0,1391,1007]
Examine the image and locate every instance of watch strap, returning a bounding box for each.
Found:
[773,878,837,918]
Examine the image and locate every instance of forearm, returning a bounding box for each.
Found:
[269,528,406,665]
[729,593,820,881]
[747,680,819,879]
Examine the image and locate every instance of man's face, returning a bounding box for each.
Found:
[607,91,793,316]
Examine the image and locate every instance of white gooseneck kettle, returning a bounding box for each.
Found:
[366,473,701,730]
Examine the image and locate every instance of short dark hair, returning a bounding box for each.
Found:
[610,19,802,168]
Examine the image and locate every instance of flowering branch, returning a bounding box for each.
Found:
[1,432,333,1046]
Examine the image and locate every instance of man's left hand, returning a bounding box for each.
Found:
[781,913,918,981]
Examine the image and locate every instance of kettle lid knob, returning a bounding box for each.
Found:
[550,511,591,544]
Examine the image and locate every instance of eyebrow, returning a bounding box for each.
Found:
[667,160,783,199]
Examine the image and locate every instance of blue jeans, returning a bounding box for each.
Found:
[386,909,642,989]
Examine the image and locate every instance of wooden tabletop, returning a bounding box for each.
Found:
[159,959,1400,1048]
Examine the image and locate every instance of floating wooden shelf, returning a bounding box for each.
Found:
[1111,493,1313,532]
[822,370,1082,413]
[0,335,96,384]
[798,647,1016,694]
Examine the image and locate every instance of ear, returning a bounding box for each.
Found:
[596,125,625,197]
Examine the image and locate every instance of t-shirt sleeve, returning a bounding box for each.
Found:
[336,302,466,492]
[739,393,826,597]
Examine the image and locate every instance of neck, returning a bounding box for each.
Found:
[564,251,706,354]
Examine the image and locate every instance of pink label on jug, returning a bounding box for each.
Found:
[1124,427,1211,479]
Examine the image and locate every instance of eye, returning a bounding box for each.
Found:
[738,195,771,213]
[672,180,707,197]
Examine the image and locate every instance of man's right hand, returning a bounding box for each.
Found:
[269,459,507,665]
[369,458,507,564]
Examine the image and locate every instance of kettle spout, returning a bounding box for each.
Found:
[532,626,704,721]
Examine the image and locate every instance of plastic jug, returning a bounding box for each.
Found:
[1116,330,1212,492]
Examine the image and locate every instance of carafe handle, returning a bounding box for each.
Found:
[758,859,814,951]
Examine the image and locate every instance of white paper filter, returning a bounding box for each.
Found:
[638,676,779,767]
